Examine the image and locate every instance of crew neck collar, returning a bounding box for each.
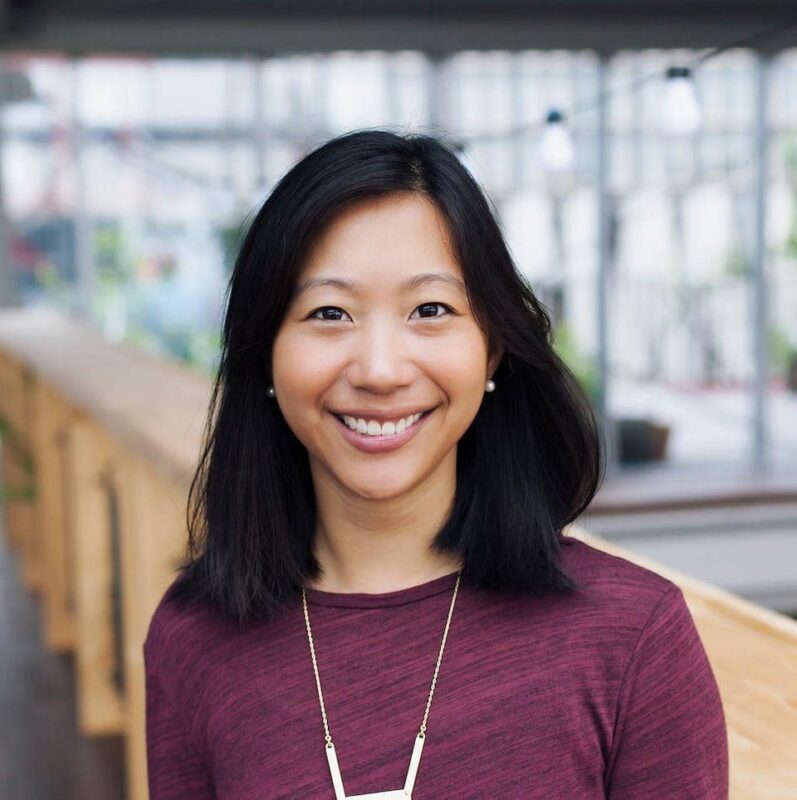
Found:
[302,569,462,609]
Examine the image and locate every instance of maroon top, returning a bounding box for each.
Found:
[144,535,729,799]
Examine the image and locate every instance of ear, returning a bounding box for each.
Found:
[487,342,504,380]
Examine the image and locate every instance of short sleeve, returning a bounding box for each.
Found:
[605,583,729,799]
[144,641,216,799]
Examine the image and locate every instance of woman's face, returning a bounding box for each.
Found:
[271,191,502,501]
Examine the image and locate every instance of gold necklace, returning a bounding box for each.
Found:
[301,569,463,799]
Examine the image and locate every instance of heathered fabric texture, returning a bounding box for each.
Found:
[144,535,729,799]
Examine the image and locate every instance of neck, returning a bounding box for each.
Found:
[306,455,463,594]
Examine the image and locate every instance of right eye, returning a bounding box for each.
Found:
[308,306,351,322]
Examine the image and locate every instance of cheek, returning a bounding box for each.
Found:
[272,330,339,392]
[424,332,490,412]
[271,338,326,447]
[434,326,489,377]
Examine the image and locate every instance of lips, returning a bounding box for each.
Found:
[329,406,436,453]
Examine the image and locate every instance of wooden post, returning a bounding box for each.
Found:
[18,373,48,591]
[66,417,125,736]
[0,356,38,582]
[1,424,34,552]
[116,449,190,800]
[32,380,76,651]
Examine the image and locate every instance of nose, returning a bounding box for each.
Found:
[346,318,414,394]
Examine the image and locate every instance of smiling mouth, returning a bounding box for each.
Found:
[331,407,437,435]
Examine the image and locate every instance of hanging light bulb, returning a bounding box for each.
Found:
[663,66,702,136]
[539,108,575,175]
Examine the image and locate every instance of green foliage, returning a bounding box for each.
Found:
[94,221,135,285]
[552,320,600,408]
[784,136,797,260]
[722,246,750,279]
[184,328,223,375]
[0,415,36,503]
[122,324,222,376]
[219,214,252,275]
[768,326,797,374]
[34,261,72,306]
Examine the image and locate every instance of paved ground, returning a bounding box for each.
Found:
[0,530,125,800]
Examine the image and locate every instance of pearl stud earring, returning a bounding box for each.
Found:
[485,379,496,392]
[267,385,276,397]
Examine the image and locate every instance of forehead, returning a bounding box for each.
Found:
[299,192,462,283]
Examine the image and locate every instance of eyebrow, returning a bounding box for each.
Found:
[295,271,467,297]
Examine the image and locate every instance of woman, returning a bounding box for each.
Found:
[144,129,728,799]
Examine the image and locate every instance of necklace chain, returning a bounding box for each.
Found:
[301,569,463,747]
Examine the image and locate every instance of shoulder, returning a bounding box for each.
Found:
[560,532,679,598]
[543,535,709,712]
[143,571,235,685]
[556,533,687,639]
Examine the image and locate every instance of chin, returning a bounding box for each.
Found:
[345,478,416,501]
[337,465,424,500]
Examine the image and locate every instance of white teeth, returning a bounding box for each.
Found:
[340,411,426,436]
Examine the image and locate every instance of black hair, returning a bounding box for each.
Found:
[169,128,605,623]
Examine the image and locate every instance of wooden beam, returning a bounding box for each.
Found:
[66,417,125,736]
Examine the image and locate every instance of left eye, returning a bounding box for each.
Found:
[410,303,453,319]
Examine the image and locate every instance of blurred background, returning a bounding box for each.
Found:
[1,2,796,799]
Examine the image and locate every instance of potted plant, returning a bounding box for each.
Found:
[615,417,671,463]
[553,321,671,464]
[769,326,797,393]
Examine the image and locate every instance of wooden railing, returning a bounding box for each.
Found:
[0,306,209,800]
[0,305,795,799]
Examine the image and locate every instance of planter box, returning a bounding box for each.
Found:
[617,417,670,463]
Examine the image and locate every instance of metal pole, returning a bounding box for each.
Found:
[71,59,95,321]
[427,54,447,135]
[251,55,272,211]
[550,194,566,324]
[385,52,401,128]
[510,52,525,192]
[0,64,16,308]
[752,51,770,471]
[596,54,615,471]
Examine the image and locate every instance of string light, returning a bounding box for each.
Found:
[663,65,702,136]
[539,108,575,175]
[14,16,797,197]
[455,18,797,148]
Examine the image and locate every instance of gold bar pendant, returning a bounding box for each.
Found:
[325,743,348,800]
[324,733,426,799]
[402,734,425,795]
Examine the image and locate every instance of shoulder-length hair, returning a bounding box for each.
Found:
[170,128,605,623]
